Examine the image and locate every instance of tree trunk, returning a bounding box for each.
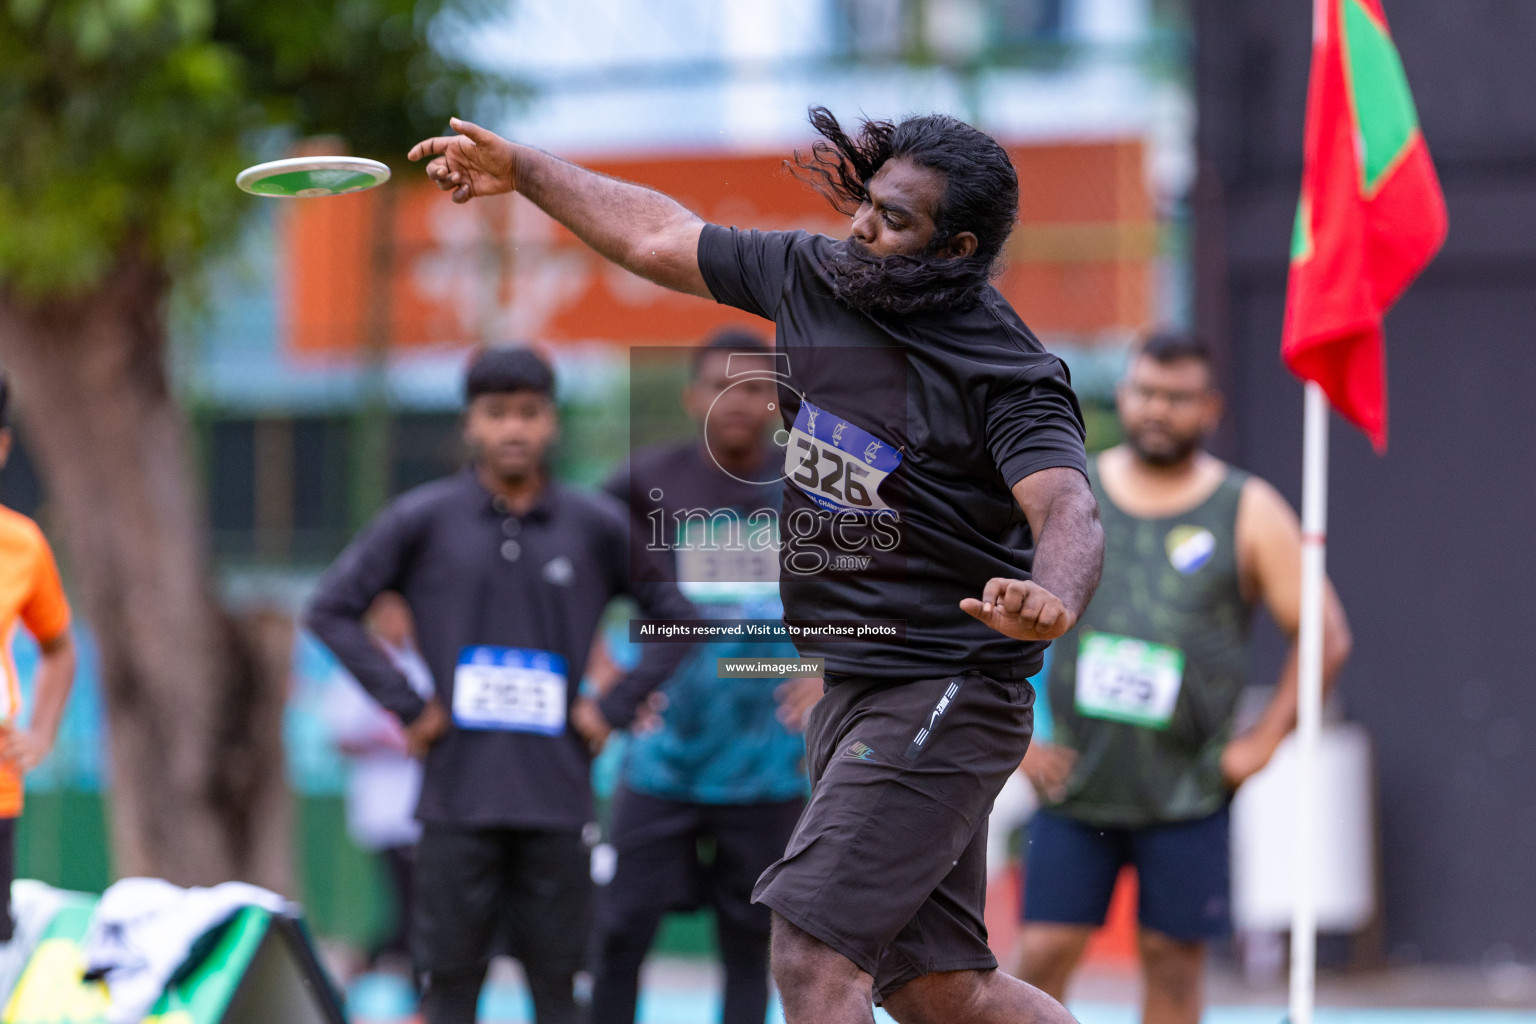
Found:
[0,248,291,892]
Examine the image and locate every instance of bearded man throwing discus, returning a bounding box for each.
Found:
[411,108,1104,1024]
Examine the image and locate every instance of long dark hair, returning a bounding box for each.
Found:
[792,106,1020,315]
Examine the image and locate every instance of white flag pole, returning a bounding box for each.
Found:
[1289,380,1330,1024]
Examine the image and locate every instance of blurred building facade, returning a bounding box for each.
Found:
[1196,0,1536,968]
[174,0,1192,569]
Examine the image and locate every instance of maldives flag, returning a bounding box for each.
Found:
[1283,0,1447,451]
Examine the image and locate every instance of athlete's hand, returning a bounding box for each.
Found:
[1020,741,1077,802]
[1220,731,1280,790]
[571,697,613,755]
[0,726,52,774]
[774,677,823,732]
[960,578,1076,641]
[408,117,517,204]
[405,699,451,758]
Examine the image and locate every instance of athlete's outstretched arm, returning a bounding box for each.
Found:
[962,466,1103,642]
[409,118,710,297]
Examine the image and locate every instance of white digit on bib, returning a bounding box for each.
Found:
[1074,632,1185,730]
[784,399,902,513]
[453,646,569,735]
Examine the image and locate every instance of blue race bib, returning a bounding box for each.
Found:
[452,646,569,735]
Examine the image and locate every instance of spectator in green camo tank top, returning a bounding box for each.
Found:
[1009,334,1354,1024]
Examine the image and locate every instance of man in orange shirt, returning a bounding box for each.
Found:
[0,375,76,940]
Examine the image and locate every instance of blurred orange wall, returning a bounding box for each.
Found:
[280,140,1153,357]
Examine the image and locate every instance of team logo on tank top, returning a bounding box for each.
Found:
[1165,525,1216,574]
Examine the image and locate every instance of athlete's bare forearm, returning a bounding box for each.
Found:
[1013,467,1104,616]
[1031,495,1103,617]
[513,147,710,297]
[410,119,711,296]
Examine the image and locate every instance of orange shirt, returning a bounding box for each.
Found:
[0,506,71,817]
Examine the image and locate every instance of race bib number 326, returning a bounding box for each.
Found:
[453,646,569,735]
[785,399,903,513]
[1074,632,1185,730]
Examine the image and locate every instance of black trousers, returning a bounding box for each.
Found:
[591,788,803,1024]
[413,825,592,1024]
[369,845,416,966]
[0,817,13,943]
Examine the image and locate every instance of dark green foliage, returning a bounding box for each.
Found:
[213,0,516,162]
[0,0,512,299]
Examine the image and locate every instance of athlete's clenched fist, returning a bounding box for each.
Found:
[960,577,1076,642]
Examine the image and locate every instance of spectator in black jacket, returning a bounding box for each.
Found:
[306,346,694,1024]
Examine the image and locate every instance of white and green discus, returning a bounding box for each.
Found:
[236,156,391,198]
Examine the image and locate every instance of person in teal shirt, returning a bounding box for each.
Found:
[591,331,819,1024]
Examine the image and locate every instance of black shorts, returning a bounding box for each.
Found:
[413,825,592,979]
[599,787,804,937]
[752,671,1034,1000]
[1022,806,1232,942]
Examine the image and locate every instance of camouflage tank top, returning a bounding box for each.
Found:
[1045,456,1253,827]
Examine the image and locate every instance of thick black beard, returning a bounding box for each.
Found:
[826,238,992,317]
[1127,430,1202,468]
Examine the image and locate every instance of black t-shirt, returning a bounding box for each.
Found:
[305,472,694,829]
[605,441,782,573]
[605,440,788,595]
[697,225,1088,680]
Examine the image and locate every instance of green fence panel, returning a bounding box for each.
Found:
[2,904,343,1024]
[15,794,110,896]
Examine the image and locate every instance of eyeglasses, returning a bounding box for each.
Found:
[1124,383,1206,409]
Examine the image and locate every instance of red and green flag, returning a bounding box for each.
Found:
[1283,0,1447,451]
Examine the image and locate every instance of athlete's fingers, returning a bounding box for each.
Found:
[1016,586,1049,629]
[1034,598,1062,634]
[1007,580,1032,614]
[408,135,459,162]
[425,160,458,191]
[959,597,989,622]
[979,577,1008,613]
[995,577,1032,617]
[427,163,462,193]
[448,116,495,147]
[452,182,472,203]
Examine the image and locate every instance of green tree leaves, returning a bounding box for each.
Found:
[0,1,242,295]
[0,0,508,298]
